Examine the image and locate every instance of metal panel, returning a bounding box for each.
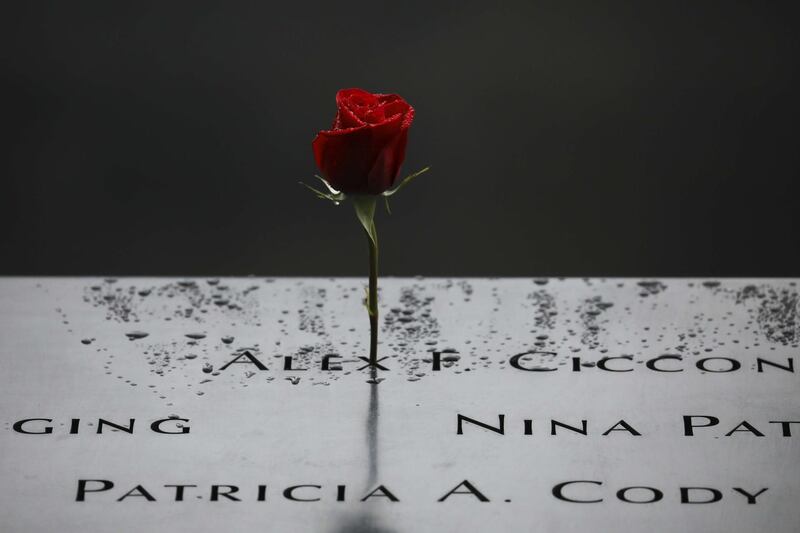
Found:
[0,278,798,531]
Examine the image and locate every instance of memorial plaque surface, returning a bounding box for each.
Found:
[0,277,798,532]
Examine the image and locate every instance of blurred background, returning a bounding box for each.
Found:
[2,1,798,277]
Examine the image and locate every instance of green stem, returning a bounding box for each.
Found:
[367,221,379,367]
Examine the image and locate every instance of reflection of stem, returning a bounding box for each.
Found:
[367,224,379,367]
[366,366,379,489]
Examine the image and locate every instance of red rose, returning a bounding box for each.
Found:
[312,88,415,195]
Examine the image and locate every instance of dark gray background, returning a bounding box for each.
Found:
[2,1,798,277]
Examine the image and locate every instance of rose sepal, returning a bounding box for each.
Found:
[301,166,429,212]
[299,175,345,205]
[381,166,430,198]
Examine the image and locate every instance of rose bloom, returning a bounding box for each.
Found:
[312,88,414,195]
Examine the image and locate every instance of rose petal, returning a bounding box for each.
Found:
[312,125,373,193]
[334,106,365,130]
[313,89,415,194]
